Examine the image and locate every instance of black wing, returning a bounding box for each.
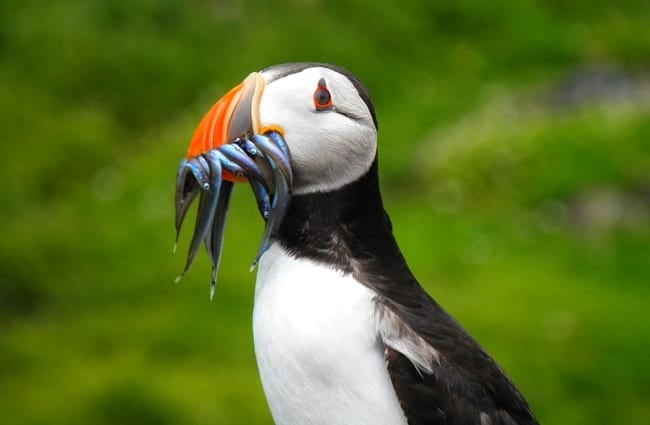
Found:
[385,345,534,425]
[376,288,539,425]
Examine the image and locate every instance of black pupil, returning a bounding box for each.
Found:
[316,88,330,106]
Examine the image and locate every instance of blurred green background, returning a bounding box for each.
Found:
[1,0,649,424]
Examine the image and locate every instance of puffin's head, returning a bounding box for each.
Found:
[187,63,378,194]
[175,63,378,293]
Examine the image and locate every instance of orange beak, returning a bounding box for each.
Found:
[175,72,293,286]
[186,73,266,179]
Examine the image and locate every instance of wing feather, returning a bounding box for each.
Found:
[374,294,538,425]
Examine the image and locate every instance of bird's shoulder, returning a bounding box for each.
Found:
[370,284,538,425]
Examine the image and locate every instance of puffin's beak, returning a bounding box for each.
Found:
[174,72,292,297]
[186,72,265,171]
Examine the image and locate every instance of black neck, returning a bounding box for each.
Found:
[277,158,416,285]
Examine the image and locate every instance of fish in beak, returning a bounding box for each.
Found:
[174,73,293,298]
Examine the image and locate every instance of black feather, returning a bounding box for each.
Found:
[277,157,538,425]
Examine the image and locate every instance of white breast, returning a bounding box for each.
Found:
[253,243,408,425]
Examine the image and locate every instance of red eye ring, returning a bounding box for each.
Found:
[313,78,333,110]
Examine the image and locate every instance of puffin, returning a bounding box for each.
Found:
[175,63,539,425]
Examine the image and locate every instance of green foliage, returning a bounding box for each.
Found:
[1,1,648,424]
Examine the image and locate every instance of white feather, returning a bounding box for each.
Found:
[259,67,377,195]
[253,243,408,425]
[374,302,440,375]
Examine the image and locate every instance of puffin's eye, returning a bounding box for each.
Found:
[313,78,333,111]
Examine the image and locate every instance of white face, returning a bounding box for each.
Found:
[259,66,377,195]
